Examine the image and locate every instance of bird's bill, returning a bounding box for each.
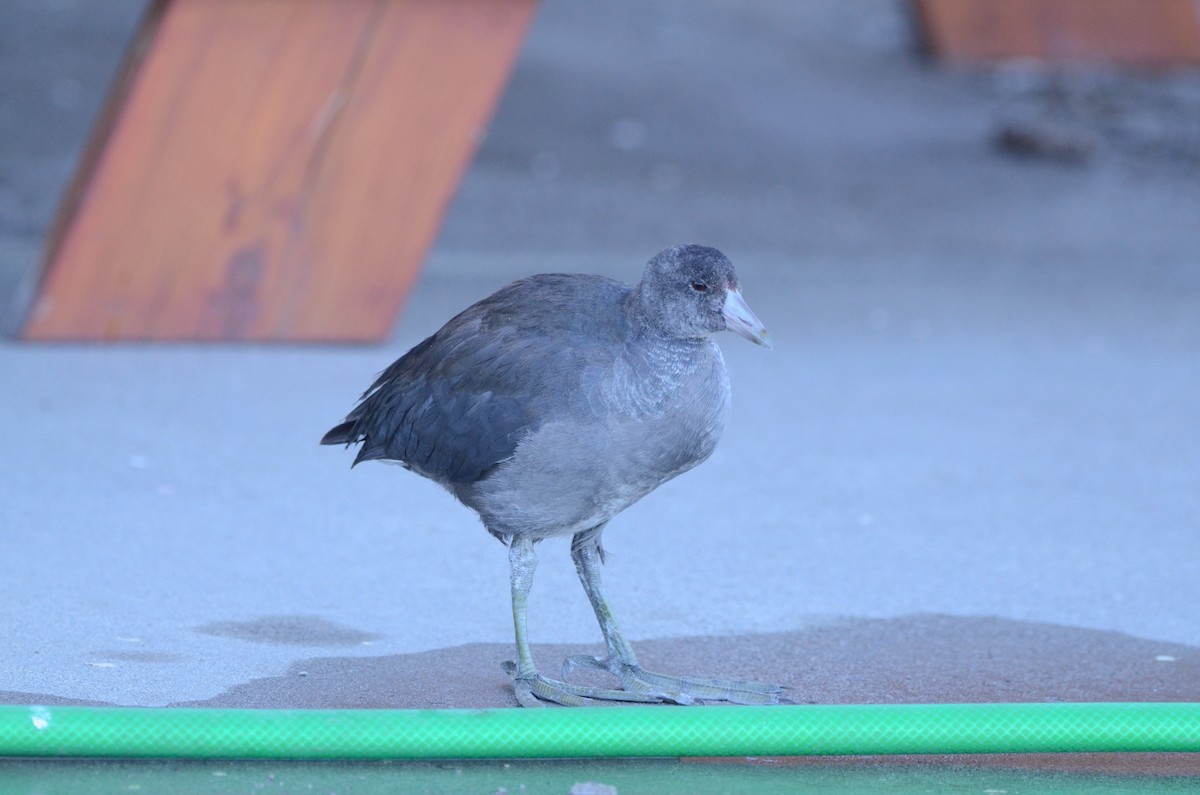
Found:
[722,288,772,348]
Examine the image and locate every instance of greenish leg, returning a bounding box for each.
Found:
[503,536,661,707]
[566,531,787,706]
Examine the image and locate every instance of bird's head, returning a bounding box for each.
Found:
[637,244,772,348]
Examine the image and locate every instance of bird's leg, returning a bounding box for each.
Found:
[568,531,640,667]
[502,535,661,707]
[564,532,786,705]
[506,536,541,686]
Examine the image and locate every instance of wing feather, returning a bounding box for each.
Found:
[321,275,631,485]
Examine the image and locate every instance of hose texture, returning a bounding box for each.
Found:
[2,703,1197,760]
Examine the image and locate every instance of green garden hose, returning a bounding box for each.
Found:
[1,702,1197,760]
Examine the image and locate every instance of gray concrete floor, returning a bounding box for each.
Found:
[1,0,1198,718]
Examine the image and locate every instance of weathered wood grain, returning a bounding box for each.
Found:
[23,0,537,341]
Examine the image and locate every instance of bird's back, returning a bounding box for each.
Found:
[321,274,636,486]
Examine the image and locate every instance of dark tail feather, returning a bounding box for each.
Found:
[320,421,357,446]
[323,421,383,468]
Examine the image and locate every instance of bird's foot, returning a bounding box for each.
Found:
[562,654,787,705]
[501,660,664,707]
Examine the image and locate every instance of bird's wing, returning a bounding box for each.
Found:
[323,275,630,484]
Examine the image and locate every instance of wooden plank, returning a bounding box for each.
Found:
[22,0,537,342]
[914,0,1200,66]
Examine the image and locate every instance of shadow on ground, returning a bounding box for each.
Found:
[167,614,1196,710]
[6,614,1193,711]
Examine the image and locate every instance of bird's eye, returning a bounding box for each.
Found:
[690,281,708,292]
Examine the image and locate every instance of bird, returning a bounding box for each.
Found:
[321,244,782,706]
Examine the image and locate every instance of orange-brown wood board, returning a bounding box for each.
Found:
[22,0,537,342]
[915,0,1200,67]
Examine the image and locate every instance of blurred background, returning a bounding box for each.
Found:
[0,0,1197,712]
[4,0,1199,334]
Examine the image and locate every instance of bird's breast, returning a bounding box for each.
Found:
[465,339,730,539]
[594,339,730,478]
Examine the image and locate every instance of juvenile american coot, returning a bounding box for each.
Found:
[322,244,781,706]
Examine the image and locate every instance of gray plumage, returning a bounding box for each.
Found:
[322,244,780,706]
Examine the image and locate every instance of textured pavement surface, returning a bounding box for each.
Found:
[1,0,1197,726]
